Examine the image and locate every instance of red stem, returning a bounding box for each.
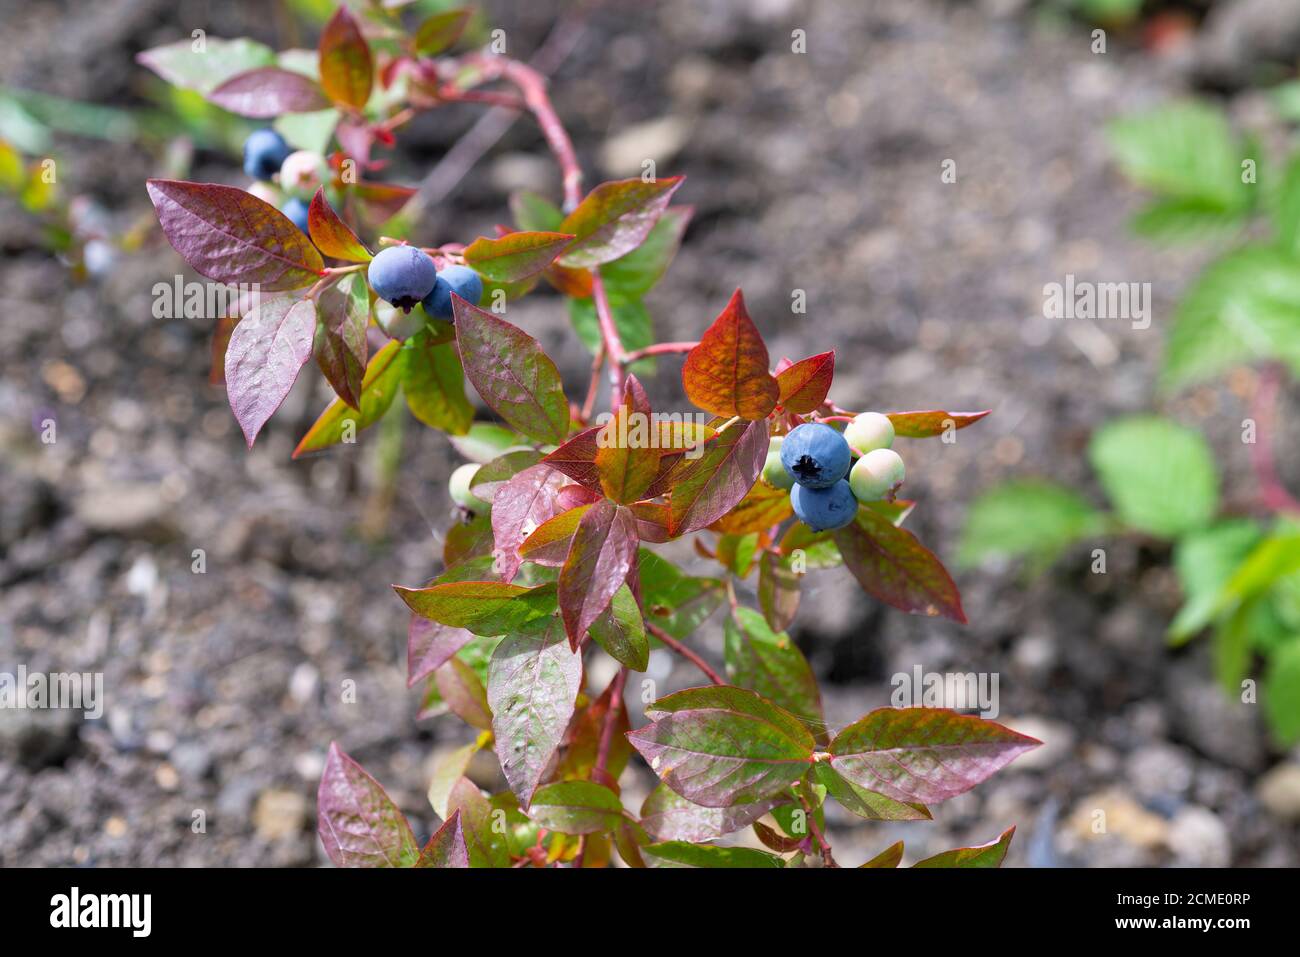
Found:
[623,341,699,363]
[647,623,725,685]
[593,667,628,783]
[1251,364,1300,514]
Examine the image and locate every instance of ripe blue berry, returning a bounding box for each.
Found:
[368,246,438,312]
[780,423,851,489]
[422,265,485,320]
[281,197,310,235]
[791,480,857,532]
[243,128,293,181]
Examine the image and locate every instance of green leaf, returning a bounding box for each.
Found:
[1107,102,1249,210]
[598,206,692,298]
[588,583,649,671]
[137,38,276,95]
[860,841,905,868]
[958,480,1106,569]
[1088,416,1218,538]
[1129,196,1249,245]
[913,825,1015,868]
[463,231,575,283]
[811,762,930,821]
[510,190,564,232]
[427,735,487,819]
[394,580,558,636]
[724,606,822,734]
[642,841,783,868]
[558,176,686,268]
[638,549,725,640]
[1264,639,1300,746]
[527,781,625,835]
[414,8,473,55]
[293,339,406,457]
[447,777,512,868]
[403,334,473,435]
[1169,519,1264,643]
[434,656,492,730]
[449,421,525,463]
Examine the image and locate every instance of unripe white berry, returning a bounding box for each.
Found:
[761,435,794,490]
[375,300,427,341]
[278,150,327,197]
[849,447,905,502]
[449,463,488,511]
[844,412,894,455]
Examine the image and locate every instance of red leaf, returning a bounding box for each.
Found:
[335,119,374,168]
[224,297,316,447]
[541,426,604,494]
[828,709,1039,805]
[832,506,967,623]
[664,418,770,535]
[453,298,569,444]
[308,188,372,263]
[775,350,835,414]
[463,231,575,283]
[318,6,373,111]
[559,176,686,268]
[414,809,469,868]
[519,505,591,566]
[557,484,602,511]
[558,499,638,647]
[682,289,779,420]
[314,273,368,409]
[407,614,473,687]
[887,409,991,438]
[317,742,419,868]
[490,464,569,582]
[208,66,329,117]
[146,179,324,290]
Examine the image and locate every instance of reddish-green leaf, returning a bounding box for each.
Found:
[860,841,904,868]
[682,290,779,420]
[453,298,569,444]
[408,616,473,688]
[664,418,770,536]
[642,841,783,868]
[415,8,473,55]
[293,339,406,457]
[464,231,575,283]
[491,464,569,582]
[314,272,368,409]
[594,399,660,504]
[137,37,276,95]
[394,580,557,636]
[628,686,815,807]
[832,506,967,623]
[828,708,1039,805]
[776,351,835,413]
[600,206,693,298]
[146,179,324,289]
[435,657,492,730]
[710,479,792,535]
[723,607,823,735]
[225,296,317,448]
[542,426,604,494]
[519,504,592,566]
[488,615,582,806]
[403,335,473,435]
[559,176,686,268]
[811,762,930,821]
[913,826,1015,868]
[208,67,329,117]
[470,450,544,500]
[308,187,372,262]
[638,783,778,843]
[446,777,511,868]
[318,7,372,110]
[355,181,417,224]
[556,680,632,785]
[758,551,801,633]
[887,409,992,439]
[587,583,649,671]
[558,499,638,647]
[413,809,469,868]
[528,781,625,835]
[317,742,419,868]
[638,549,725,640]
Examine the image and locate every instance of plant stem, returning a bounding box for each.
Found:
[795,786,838,868]
[1251,363,1300,514]
[593,667,628,786]
[646,623,725,685]
[622,341,699,363]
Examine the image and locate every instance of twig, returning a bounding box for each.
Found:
[623,341,699,363]
[796,785,838,868]
[646,623,725,686]
[1250,363,1300,514]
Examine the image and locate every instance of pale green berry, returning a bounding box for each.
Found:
[449,463,488,510]
[761,435,794,490]
[849,448,905,502]
[375,299,427,341]
[278,149,328,197]
[844,412,894,454]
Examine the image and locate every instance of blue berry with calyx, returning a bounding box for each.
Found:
[780,422,851,489]
[791,480,858,532]
[423,265,484,320]
[367,246,438,312]
[281,197,310,236]
[243,128,293,181]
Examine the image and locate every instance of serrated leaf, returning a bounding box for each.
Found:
[1108,102,1248,209]
[558,499,638,646]
[559,176,685,268]
[224,296,316,448]
[588,583,649,671]
[317,742,419,868]
[642,841,783,868]
[415,8,473,55]
[488,615,582,806]
[958,480,1105,569]
[811,761,930,821]
[491,464,570,582]
[403,334,473,435]
[833,507,966,623]
[137,37,276,95]
[887,409,991,439]
[913,826,1015,868]
[208,66,329,116]
[293,339,406,457]
[464,231,575,283]
[528,781,624,835]
[829,709,1039,805]
[454,298,569,444]
[308,188,372,262]
[724,606,822,734]
[318,6,372,110]
[146,179,324,290]
[638,783,777,842]
[776,351,834,414]
[314,272,368,409]
[664,418,769,536]
[682,289,779,420]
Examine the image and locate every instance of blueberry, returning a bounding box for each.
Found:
[243,128,293,181]
[281,197,310,235]
[761,435,794,490]
[849,448,905,502]
[367,246,438,312]
[422,265,484,320]
[791,480,857,532]
[780,422,851,489]
[843,412,894,454]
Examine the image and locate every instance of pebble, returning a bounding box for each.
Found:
[1256,763,1300,821]
[252,789,308,841]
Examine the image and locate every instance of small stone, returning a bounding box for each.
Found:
[1002,716,1074,770]
[1257,763,1300,820]
[1167,806,1230,867]
[1127,744,1194,803]
[253,789,308,841]
[599,116,691,177]
[74,483,175,540]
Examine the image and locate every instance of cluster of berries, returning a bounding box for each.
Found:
[762,413,906,532]
[242,128,327,235]
[366,245,483,320]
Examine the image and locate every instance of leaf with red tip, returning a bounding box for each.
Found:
[558,499,638,647]
[490,464,569,582]
[317,742,419,868]
[519,504,592,566]
[146,179,324,289]
[293,339,406,458]
[887,409,991,438]
[595,402,660,505]
[209,67,329,116]
[318,6,373,110]
[913,826,1016,868]
[415,8,473,55]
[776,350,835,414]
[314,272,368,409]
[664,418,770,536]
[308,188,372,262]
[542,427,604,494]
[453,298,569,444]
[394,580,557,636]
[828,709,1039,805]
[464,231,575,283]
[414,809,469,868]
[407,615,473,687]
[682,290,779,420]
[559,176,686,268]
[225,296,317,447]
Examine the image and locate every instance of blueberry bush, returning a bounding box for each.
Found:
[142,4,1036,868]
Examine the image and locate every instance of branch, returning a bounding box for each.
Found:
[796,784,838,868]
[623,341,698,363]
[593,666,628,787]
[1250,363,1300,514]
[646,622,725,686]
